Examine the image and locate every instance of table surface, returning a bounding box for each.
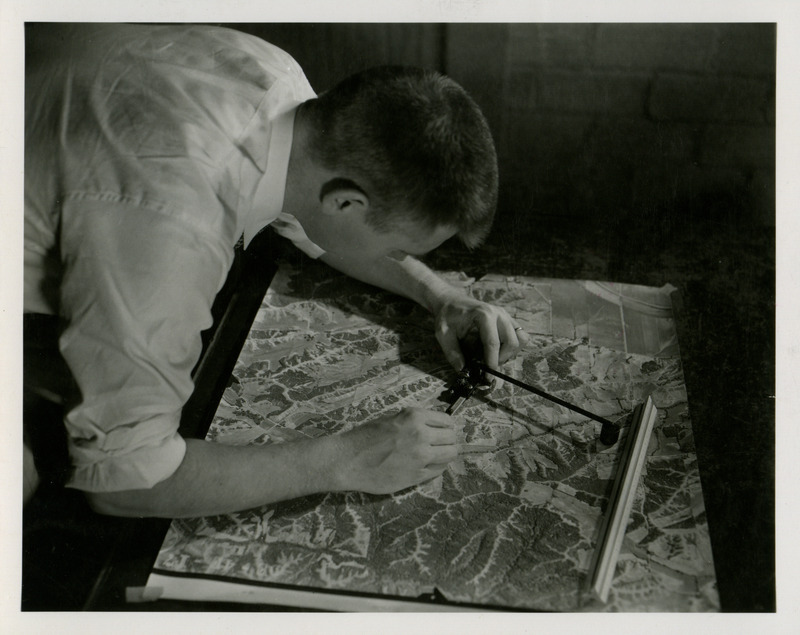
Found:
[142,261,718,612]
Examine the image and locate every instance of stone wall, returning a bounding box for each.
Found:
[479,24,776,232]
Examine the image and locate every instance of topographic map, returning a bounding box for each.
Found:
[147,262,718,611]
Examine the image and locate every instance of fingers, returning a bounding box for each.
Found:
[407,409,456,445]
[477,314,502,370]
[495,317,517,367]
[422,464,454,482]
[419,408,456,428]
[393,407,455,439]
[467,308,528,369]
[475,310,530,371]
[435,314,465,371]
[397,409,458,468]
[515,328,531,359]
[425,426,457,447]
[435,298,531,372]
[344,408,463,495]
[496,317,530,366]
[425,444,459,465]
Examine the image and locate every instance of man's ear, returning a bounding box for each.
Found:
[319,178,369,216]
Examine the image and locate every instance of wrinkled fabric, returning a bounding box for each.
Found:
[24,24,319,492]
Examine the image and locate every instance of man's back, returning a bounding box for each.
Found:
[24,23,315,493]
[25,23,311,314]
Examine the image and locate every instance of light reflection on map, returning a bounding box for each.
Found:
[150,263,718,611]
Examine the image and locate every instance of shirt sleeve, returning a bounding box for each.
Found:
[57,195,233,492]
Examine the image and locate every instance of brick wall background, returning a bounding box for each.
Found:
[449,24,776,242]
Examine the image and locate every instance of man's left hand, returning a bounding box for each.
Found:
[434,295,529,372]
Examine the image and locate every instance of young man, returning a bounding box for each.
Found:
[24,23,528,517]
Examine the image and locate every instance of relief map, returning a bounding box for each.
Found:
[147,261,718,611]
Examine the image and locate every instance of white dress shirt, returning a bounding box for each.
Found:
[25,23,321,492]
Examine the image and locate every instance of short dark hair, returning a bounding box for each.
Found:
[302,66,498,248]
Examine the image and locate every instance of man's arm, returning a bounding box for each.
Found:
[57,202,457,517]
[320,250,529,372]
[88,407,457,518]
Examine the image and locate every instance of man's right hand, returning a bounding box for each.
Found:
[333,407,459,495]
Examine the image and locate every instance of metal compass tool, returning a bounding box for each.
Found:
[444,357,621,445]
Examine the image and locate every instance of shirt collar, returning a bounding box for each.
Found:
[243,104,300,248]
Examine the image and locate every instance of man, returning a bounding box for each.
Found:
[24,23,528,517]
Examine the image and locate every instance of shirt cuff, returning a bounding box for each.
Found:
[269,212,325,259]
[66,430,187,493]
